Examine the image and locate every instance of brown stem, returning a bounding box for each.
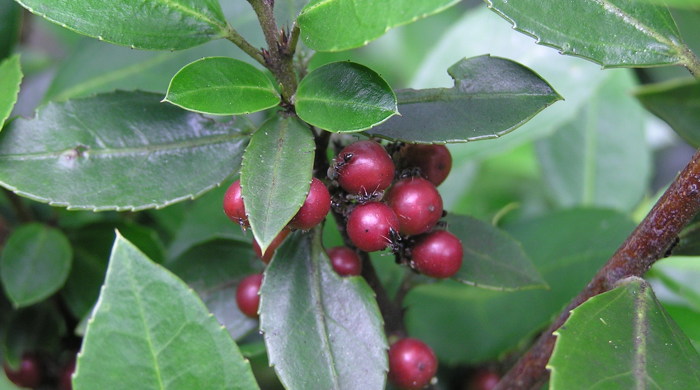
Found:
[497,148,700,390]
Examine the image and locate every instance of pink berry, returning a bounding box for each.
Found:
[388,338,438,390]
[327,246,362,276]
[346,202,399,252]
[401,144,452,186]
[253,229,291,264]
[411,230,463,278]
[236,274,264,318]
[223,180,248,228]
[290,178,331,230]
[3,353,42,388]
[333,140,395,195]
[386,177,443,236]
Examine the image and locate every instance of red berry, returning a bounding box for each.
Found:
[3,353,42,388]
[411,230,463,278]
[327,246,362,276]
[386,177,443,236]
[223,180,248,227]
[388,338,438,390]
[401,144,452,186]
[468,369,500,390]
[333,140,395,195]
[59,357,76,390]
[253,228,291,264]
[290,178,331,230]
[236,273,263,318]
[346,202,399,252]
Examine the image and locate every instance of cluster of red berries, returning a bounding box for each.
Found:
[2,353,75,390]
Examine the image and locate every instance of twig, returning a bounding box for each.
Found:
[224,25,266,66]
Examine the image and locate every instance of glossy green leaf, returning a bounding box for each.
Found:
[486,0,690,68]
[168,240,260,341]
[406,208,635,364]
[636,79,700,147]
[0,91,249,211]
[74,233,259,390]
[368,55,561,143]
[0,0,21,60]
[165,57,280,115]
[16,0,228,50]
[295,62,398,132]
[298,0,459,51]
[0,55,22,127]
[240,115,314,252]
[0,224,72,308]
[537,70,650,212]
[549,277,700,389]
[445,214,546,290]
[260,231,387,390]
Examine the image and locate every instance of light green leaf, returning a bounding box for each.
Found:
[165,57,280,115]
[16,0,228,50]
[0,91,249,211]
[0,224,72,308]
[296,62,397,132]
[73,233,259,390]
[298,0,460,51]
[549,277,700,389]
[636,78,700,147]
[240,115,315,252]
[635,0,700,10]
[0,55,22,127]
[260,231,387,390]
[367,55,561,143]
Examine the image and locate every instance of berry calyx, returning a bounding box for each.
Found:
[327,246,362,276]
[332,140,395,196]
[223,180,248,228]
[400,144,452,186]
[236,273,264,318]
[388,338,438,390]
[346,202,399,252]
[253,228,291,264]
[468,369,500,390]
[411,230,463,278]
[3,353,42,388]
[386,177,443,236]
[290,178,331,230]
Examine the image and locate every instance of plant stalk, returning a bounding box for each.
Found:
[224,25,266,67]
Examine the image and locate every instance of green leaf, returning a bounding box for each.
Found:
[486,0,690,68]
[636,79,700,147]
[367,55,561,143]
[295,62,398,132]
[73,233,259,390]
[0,91,249,211]
[260,231,387,390]
[548,277,700,389]
[16,0,228,50]
[298,0,459,51]
[240,115,314,252]
[165,57,280,115]
[445,214,546,290]
[649,256,700,312]
[405,208,635,364]
[637,0,700,10]
[537,69,650,212]
[0,0,22,60]
[2,302,66,368]
[0,223,72,308]
[0,55,22,127]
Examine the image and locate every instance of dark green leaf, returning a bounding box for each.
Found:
[406,208,635,364]
[0,55,22,127]
[445,214,546,290]
[0,0,21,60]
[0,224,72,308]
[240,115,314,252]
[74,233,259,390]
[298,0,459,51]
[165,57,280,115]
[295,62,398,132]
[16,0,228,50]
[537,70,650,211]
[636,79,700,147]
[2,303,66,367]
[260,231,387,390]
[368,55,561,143]
[0,91,249,211]
[549,277,700,389]
[486,0,691,67]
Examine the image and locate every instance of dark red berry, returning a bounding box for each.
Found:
[223,180,248,228]
[468,369,500,390]
[386,177,443,236]
[346,202,399,252]
[388,338,438,390]
[333,140,395,195]
[236,273,263,318]
[290,178,331,230]
[401,144,452,186]
[253,228,291,264]
[327,246,362,276]
[59,356,76,390]
[411,230,463,278]
[3,353,42,388]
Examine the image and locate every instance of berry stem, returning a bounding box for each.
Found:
[497,147,700,390]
